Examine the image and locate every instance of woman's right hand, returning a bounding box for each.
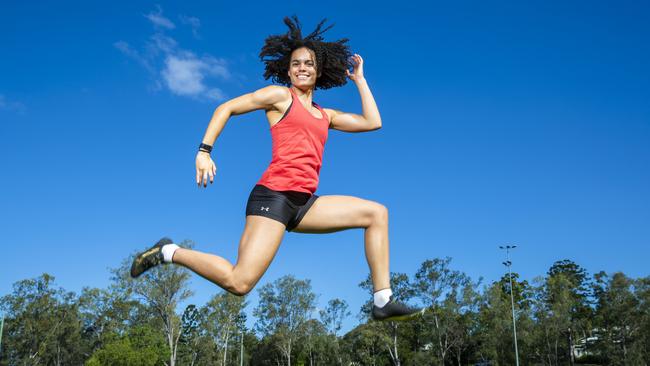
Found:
[196,151,217,187]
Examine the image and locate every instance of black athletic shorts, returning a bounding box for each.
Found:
[245,184,319,231]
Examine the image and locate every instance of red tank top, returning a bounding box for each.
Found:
[257,87,330,194]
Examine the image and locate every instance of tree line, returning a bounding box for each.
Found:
[1,241,648,365]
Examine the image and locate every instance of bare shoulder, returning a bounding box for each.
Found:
[223,85,290,115]
[322,108,340,122]
[251,85,291,106]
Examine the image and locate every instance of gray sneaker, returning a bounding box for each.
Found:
[371,296,426,321]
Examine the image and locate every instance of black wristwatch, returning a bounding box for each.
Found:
[199,143,213,154]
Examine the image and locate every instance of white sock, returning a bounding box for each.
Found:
[374,288,393,308]
[161,244,180,263]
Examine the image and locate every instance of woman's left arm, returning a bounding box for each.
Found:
[327,54,382,132]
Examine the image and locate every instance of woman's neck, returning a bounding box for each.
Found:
[291,86,315,104]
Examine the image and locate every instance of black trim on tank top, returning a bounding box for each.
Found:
[275,94,294,124]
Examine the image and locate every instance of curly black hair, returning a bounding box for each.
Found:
[260,16,352,90]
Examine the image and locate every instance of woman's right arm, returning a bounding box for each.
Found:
[196,85,289,187]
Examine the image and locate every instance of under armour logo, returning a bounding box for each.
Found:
[260,206,270,211]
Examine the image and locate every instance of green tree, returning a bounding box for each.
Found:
[341,322,391,366]
[359,272,415,366]
[254,275,316,366]
[85,325,169,366]
[78,285,144,356]
[592,271,642,365]
[530,275,573,365]
[526,261,593,366]
[319,298,350,337]
[114,240,194,366]
[447,278,482,366]
[319,298,350,365]
[546,259,592,364]
[176,304,218,366]
[204,291,248,366]
[0,274,87,366]
[297,318,338,366]
[630,276,650,364]
[414,257,476,365]
[476,273,533,366]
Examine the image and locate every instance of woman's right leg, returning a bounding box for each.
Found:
[172,215,286,296]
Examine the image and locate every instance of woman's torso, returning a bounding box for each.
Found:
[257,87,330,194]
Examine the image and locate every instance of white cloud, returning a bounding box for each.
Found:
[116,6,230,101]
[180,15,201,38]
[149,33,177,54]
[144,5,175,29]
[161,53,228,101]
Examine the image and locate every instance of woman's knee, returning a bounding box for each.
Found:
[365,201,388,227]
[221,273,255,296]
[229,283,253,296]
[225,278,254,296]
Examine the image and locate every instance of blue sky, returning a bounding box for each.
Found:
[1,1,649,333]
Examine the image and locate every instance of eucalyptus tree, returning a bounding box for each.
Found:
[253,275,316,366]
[115,240,194,366]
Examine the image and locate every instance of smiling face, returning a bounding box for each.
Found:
[287,47,320,89]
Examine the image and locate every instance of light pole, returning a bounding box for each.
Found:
[500,245,520,366]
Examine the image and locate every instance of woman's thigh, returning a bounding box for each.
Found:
[293,195,386,234]
[233,215,286,287]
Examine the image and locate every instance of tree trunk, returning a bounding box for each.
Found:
[544,326,552,366]
[393,323,401,366]
[568,328,575,366]
[287,338,292,366]
[167,320,176,366]
[223,328,230,366]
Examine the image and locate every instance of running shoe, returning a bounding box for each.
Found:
[371,296,426,321]
[130,237,173,278]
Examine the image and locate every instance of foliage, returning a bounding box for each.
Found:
[2,257,649,366]
[85,325,169,366]
[253,275,316,366]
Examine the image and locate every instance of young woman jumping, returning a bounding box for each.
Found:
[131,16,423,321]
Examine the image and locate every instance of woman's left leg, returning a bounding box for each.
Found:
[292,195,391,292]
[293,194,424,321]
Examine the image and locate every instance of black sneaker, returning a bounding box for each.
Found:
[130,237,173,278]
[371,296,426,322]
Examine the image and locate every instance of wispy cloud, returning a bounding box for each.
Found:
[144,5,175,29]
[161,53,228,99]
[0,94,26,113]
[116,6,228,101]
[180,15,201,38]
[113,40,154,72]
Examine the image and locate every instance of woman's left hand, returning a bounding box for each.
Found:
[346,54,365,82]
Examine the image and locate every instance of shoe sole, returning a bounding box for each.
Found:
[130,250,158,278]
[374,307,427,322]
